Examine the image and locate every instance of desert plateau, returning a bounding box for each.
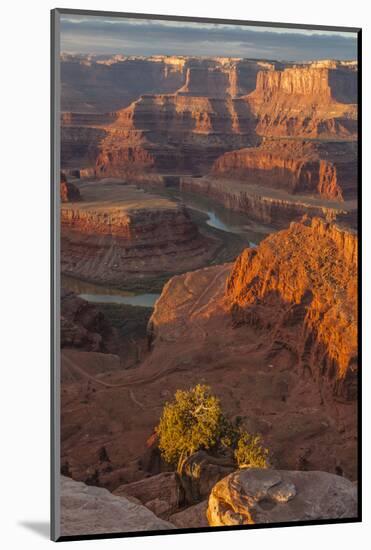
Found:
[56,16,359,537]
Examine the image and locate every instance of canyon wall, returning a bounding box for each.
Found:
[94,94,258,176]
[61,54,188,113]
[212,140,357,200]
[61,183,218,287]
[226,217,358,399]
[61,55,279,113]
[61,56,357,179]
[180,175,355,227]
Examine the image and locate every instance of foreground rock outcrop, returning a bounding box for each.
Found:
[227,217,358,399]
[207,468,357,526]
[60,476,174,536]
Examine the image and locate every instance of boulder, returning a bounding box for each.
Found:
[60,476,174,536]
[180,450,235,504]
[113,472,183,518]
[207,468,358,526]
[170,500,209,528]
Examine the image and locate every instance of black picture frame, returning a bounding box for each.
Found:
[51,8,362,542]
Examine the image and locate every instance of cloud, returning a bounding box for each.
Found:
[60,15,358,61]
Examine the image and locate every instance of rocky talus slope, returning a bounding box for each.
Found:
[207,468,357,526]
[60,476,174,536]
[61,289,114,353]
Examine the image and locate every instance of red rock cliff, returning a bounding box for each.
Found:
[226,217,358,399]
[212,140,357,201]
[246,65,357,138]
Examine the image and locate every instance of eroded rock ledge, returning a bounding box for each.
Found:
[61,182,217,287]
[207,468,357,526]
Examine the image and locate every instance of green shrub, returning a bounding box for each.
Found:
[156,384,270,473]
[234,432,269,469]
[156,384,224,472]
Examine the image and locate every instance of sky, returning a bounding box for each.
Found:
[60,15,358,62]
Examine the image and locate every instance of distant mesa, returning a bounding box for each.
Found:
[60,56,357,188]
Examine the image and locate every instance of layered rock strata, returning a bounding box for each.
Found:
[180,175,356,228]
[94,94,258,177]
[246,64,357,138]
[61,182,217,287]
[60,172,81,203]
[212,139,357,201]
[227,217,358,399]
[61,56,357,182]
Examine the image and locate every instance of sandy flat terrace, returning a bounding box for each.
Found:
[63,181,179,212]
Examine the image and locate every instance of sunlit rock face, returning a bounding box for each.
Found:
[212,139,357,201]
[226,217,358,400]
[245,63,357,138]
[207,468,357,526]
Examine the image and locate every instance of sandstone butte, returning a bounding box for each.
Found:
[226,217,358,398]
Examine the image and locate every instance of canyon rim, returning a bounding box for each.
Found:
[52,9,360,541]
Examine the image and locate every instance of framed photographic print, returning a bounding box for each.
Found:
[51,8,361,541]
